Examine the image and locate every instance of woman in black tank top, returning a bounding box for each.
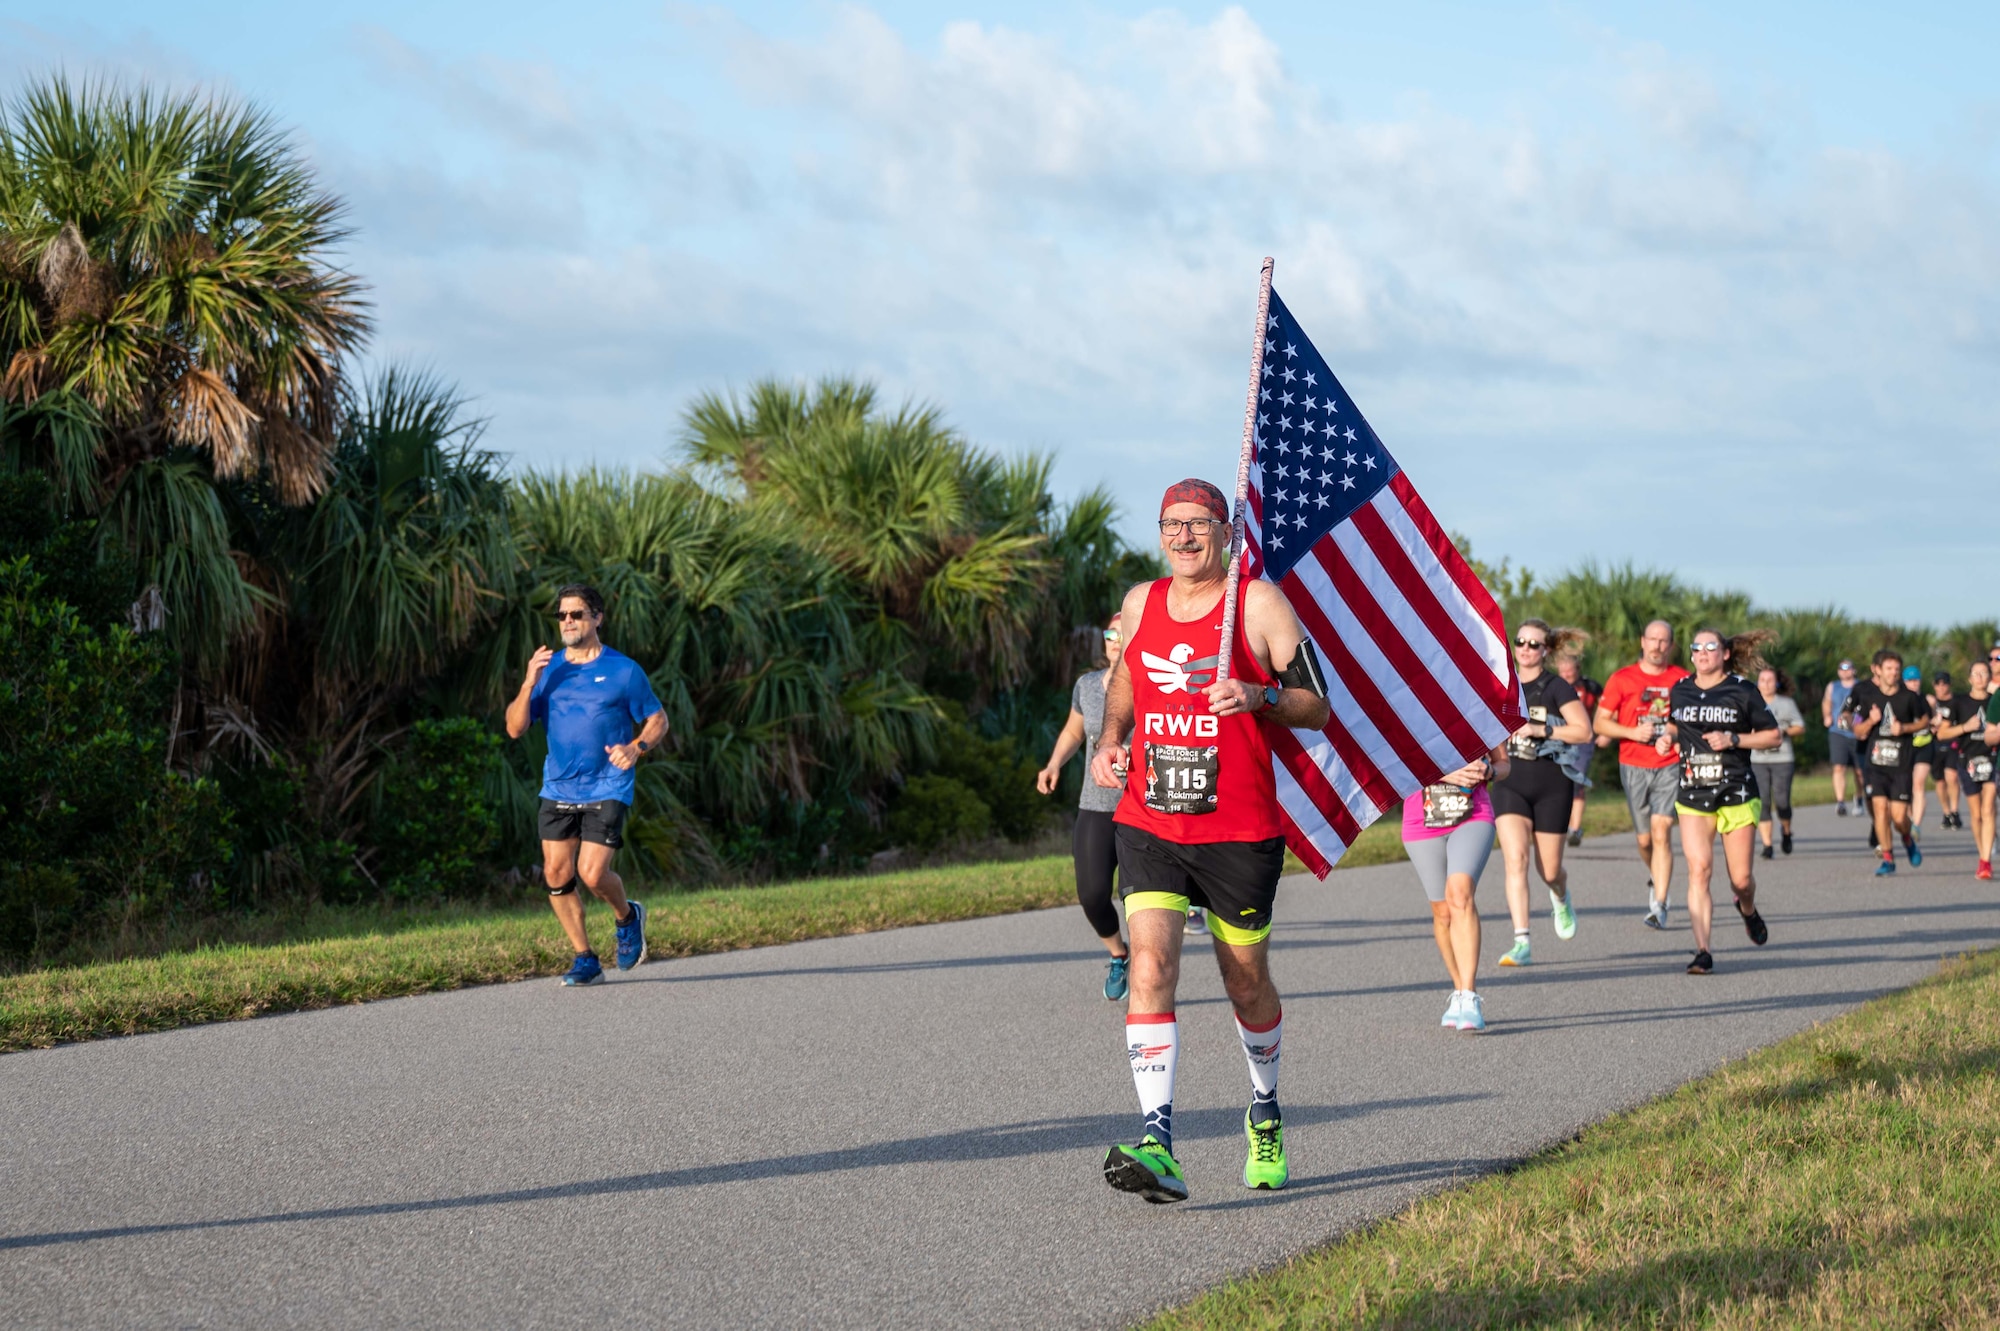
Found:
[1490,619,1594,968]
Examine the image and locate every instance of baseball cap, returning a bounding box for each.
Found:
[1837,659,1854,670]
[1934,671,1951,683]
[1902,665,1921,682]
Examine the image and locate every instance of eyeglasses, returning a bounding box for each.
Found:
[1514,638,1547,650]
[1159,518,1223,536]
[1103,629,1121,642]
[1690,641,1723,652]
[555,609,593,622]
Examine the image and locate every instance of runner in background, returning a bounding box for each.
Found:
[1752,667,1807,859]
[1036,611,1131,1000]
[1491,620,1594,967]
[1904,665,1936,834]
[1927,672,1970,830]
[1851,650,1927,875]
[1401,744,1509,1033]
[1941,662,1992,874]
[1664,629,1781,975]
[1556,653,1603,847]
[1972,658,2000,879]
[1823,659,1863,816]
[1595,620,1689,929]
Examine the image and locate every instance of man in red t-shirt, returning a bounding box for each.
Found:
[1594,620,1690,929]
[1089,479,1330,1206]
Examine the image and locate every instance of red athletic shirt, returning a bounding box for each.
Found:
[1599,662,1689,768]
[1114,579,1284,844]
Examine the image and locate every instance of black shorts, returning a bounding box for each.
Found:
[1913,744,1945,770]
[1491,759,1575,834]
[537,798,629,849]
[1865,763,1913,804]
[1114,822,1284,945]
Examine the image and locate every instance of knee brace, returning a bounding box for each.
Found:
[546,877,577,897]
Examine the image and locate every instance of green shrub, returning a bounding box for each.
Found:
[933,719,1048,842]
[0,558,232,958]
[887,774,991,852]
[371,718,503,898]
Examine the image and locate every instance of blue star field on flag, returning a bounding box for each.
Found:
[1253,289,1401,581]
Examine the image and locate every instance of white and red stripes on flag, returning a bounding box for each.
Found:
[1245,471,1524,877]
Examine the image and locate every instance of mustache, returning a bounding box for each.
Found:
[1170,539,1206,553]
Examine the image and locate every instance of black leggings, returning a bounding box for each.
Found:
[1072,810,1123,939]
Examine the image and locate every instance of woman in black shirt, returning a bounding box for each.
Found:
[1491,619,1594,968]
[1659,627,1781,974]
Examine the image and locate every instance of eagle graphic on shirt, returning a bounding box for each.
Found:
[1141,643,1221,695]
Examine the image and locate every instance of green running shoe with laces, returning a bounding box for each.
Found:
[1550,888,1577,940]
[1243,1109,1288,1190]
[1103,1136,1188,1204]
[1498,935,1531,967]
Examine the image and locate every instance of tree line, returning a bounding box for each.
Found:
[0,78,1155,960]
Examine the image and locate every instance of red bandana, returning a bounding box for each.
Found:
[1159,478,1229,521]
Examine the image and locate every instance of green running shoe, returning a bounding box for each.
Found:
[1551,888,1577,940]
[1243,1110,1288,1190]
[1498,935,1531,967]
[1103,1136,1188,1204]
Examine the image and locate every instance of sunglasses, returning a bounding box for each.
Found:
[1103,629,1121,642]
[555,609,593,622]
[1690,641,1724,652]
[1514,638,1547,650]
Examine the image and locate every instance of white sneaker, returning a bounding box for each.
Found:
[1458,991,1486,1032]
[1442,990,1465,1028]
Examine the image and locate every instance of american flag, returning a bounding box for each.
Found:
[1244,288,1524,876]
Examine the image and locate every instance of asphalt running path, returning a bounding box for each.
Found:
[6,804,1997,1329]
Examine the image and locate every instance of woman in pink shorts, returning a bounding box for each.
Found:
[1401,745,1510,1032]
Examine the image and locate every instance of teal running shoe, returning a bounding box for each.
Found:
[1103,954,1130,1002]
[1457,991,1486,1033]
[1875,857,1896,877]
[614,900,648,970]
[1905,837,1923,867]
[1243,1110,1288,1190]
[1103,1136,1188,1203]
[560,952,605,986]
[1551,887,1577,940]
[1441,990,1464,1028]
[1498,935,1531,967]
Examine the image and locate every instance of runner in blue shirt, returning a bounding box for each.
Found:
[505,583,668,986]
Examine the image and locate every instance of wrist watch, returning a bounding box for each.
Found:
[1261,685,1282,712]
[636,739,651,753]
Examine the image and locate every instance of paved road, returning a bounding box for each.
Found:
[5,804,1997,1329]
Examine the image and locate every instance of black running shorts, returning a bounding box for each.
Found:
[1490,758,1575,834]
[1864,763,1913,804]
[1114,823,1284,946]
[537,798,629,848]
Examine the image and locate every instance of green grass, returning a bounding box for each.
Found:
[1,772,1840,1054]
[0,858,1075,1052]
[1148,944,2000,1330]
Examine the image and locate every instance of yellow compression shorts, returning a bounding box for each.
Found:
[1675,800,1762,836]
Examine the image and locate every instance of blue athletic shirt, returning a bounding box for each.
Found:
[528,646,663,804]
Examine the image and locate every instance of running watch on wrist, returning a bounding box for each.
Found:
[1262,685,1282,712]
[636,739,651,753]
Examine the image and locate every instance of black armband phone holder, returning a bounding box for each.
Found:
[1278,638,1328,698]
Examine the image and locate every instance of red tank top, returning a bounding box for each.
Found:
[1113,578,1284,844]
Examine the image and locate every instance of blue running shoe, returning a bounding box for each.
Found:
[561,952,605,986]
[1905,839,1923,868]
[614,900,648,970]
[1874,857,1896,878]
[1103,954,1130,1002]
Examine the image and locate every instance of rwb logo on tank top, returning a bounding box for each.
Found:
[1139,640,1223,739]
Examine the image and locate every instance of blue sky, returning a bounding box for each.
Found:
[6,2,1997,623]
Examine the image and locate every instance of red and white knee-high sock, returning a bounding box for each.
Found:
[1236,1008,1282,1126]
[1125,1012,1178,1152]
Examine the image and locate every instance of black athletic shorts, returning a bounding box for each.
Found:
[1490,758,1575,834]
[1114,822,1284,945]
[1865,762,1913,804]
[537,798,629,848]
[1913,742,1944,770]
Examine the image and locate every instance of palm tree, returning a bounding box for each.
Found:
[0,76,368,664]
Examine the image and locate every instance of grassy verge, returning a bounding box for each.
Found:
[3,772,1840,1053]
[0,858,1074,1052]
[1151,944,2000,1330]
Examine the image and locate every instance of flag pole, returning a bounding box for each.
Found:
[1215,256,1274,685]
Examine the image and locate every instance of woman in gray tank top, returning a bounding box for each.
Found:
[1037,613,1131,1000]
